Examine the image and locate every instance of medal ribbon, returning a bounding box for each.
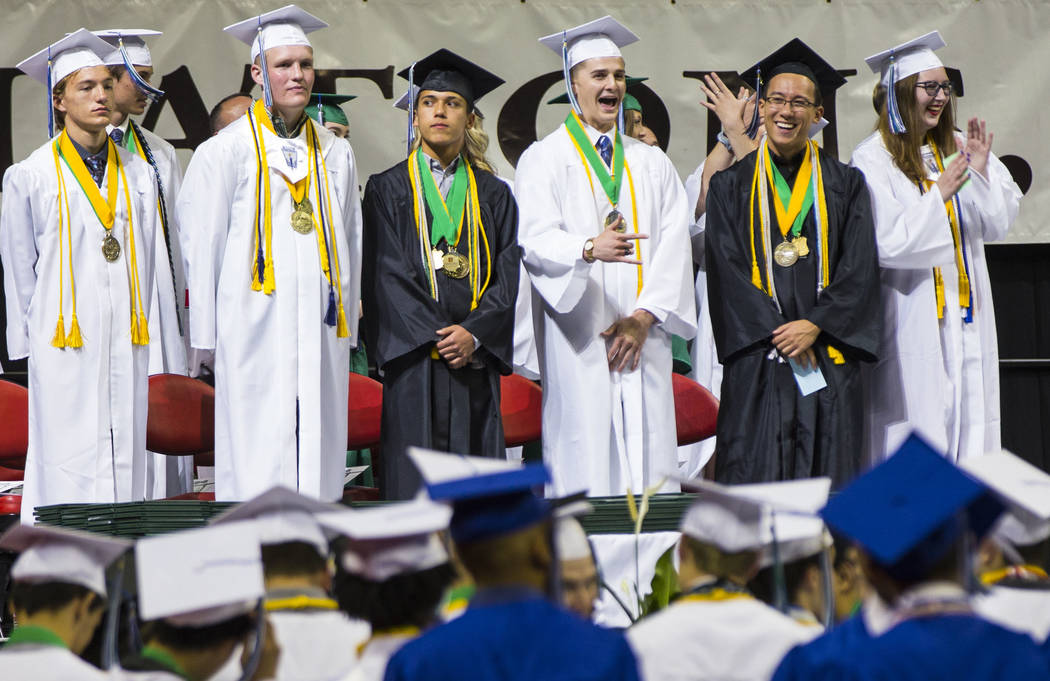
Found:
[764,146,814,240]
[926,139,973,322]
[416,150,468,247]
[51,131,149,347]
[564,111,625,208]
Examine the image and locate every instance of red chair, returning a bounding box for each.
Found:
[344,373,383,502]
[0,380,28,516]
[501,374,542,447]
[672,373,719,446]
[147,374,216,500]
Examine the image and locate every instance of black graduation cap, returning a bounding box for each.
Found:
[740,38,847,99]
[396,48,504,111]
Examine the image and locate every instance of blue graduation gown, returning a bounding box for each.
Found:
[773,613,872,681]
[382,587,641,681]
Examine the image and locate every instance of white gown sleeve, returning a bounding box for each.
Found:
[960,150,1021,242]
[339,141,364,348]
[0,164,40,360]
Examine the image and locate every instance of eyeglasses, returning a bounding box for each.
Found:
[764,95,816,111]
[915,81,953,97]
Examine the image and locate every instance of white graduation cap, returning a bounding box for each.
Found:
[17,28,114,88]
[809,117,829,139]
[555,516,593,562]
[865,31,946,134]
[679,479,770,553]
[93,29,160,67]
[320,496,451,582]
[538,16,638,71]
[1,524,130,597]
[209,485,343,557]
[728,478,833,567]
[223,4,328,63]
[136,523,264,627]
[961,450,1050,547]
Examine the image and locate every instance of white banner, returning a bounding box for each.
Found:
[1,0,1044,240]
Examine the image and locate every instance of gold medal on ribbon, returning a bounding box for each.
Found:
[792,236,810,258]
[291,197,314,235]
[101,234,121,262]
[442,249,469,279]
[774,240,799,267]
[604,209,625,232]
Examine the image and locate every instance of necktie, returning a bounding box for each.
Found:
[596,135,612,167]
[109,128,124,145]
[83,155,105,186]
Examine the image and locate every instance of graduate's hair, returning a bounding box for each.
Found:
[748,553,822,608]
[410,111,495,175]
[260,541,328,581]
[8,580,104,617]
[332,557,455,630]
[209,92,253,135]
[51,73,74,131]
[680,535,759,581]
[875,72,958,187]
[142,614,254,651]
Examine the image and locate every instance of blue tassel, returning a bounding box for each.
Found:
[119,38,165,102]
[562,34,582,115]
[887,55,907,134]
[617,102,625,134]
[406,63,416,157]
[46,47,54,139]
[256,248,265,283]
[324,287,337,327]
[745,68,762,139]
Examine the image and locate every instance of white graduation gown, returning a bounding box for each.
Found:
[269,609,370,681]
[516,124,696,496]
[342,632,417,681]
[678,160,722,478]
[0,644,111,680]
[627,596,820,681]
[110,120,194,499]
[178,112,362,502]
[1,139,157,523]
[851,132,1021,463]
[974,584,1050,643]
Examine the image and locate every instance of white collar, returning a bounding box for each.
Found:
[106,117,131,137]
[579,119,618,146]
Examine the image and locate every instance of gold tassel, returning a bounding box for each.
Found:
[751,264,762,289]
[66,314,83,348]
[933,267,945,320]
[827,345,845,365]
[263,257,276,295]
[336,304,349,338]
[136,314,150,345]
[51,315,67,348]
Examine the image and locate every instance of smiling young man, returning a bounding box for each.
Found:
[704,39,880,488]
[361,50,518,500]
[515,16,696,497]
[178,6,362,503]
[94,29,195,500]
[1,29,159,523]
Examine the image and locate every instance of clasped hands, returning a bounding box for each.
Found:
[772,319,821,370]
[436,324,474,369]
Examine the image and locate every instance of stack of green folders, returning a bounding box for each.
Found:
[34,501,237,538]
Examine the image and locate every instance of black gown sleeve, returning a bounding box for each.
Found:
[705,159,788,363]
[804,162,881,361]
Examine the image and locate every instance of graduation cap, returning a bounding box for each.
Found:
[729,478,832,567]
[17,28,115,138]
[397,48,504,112]
[320,496,452,582]
[1,524,130,597]
[93,29,164,102]
[864,31,946,134]
[407,447,551,544]
[209,485,344,557]
[136,523,265,626]
[678,479,770,553]
[552,493,594,562]
[393,84,420,112]
[741,37,847,101]
[821,433,1004,582]
[538,16,638,120]
[961,450,1050,547]
[305,92,355,127]
[546,75,648,105]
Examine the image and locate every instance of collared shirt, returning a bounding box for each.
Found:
[422,151,460,199]
[68,137,109,186]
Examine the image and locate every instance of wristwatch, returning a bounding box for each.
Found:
[583,239,595,263]
[717,129,734,153]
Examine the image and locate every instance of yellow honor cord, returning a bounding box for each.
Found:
[748,156,763,290]
[763,145,813,238]
[249,100,276,294]
[264,595,338,612]
[677,589,754,603]
[407,151,439,300]
[927,139,971,317]
[564,123,643,292]
[314,125,349,337]
[119,162,149,345]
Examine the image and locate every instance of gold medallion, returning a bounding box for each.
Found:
[291,197,315,234]
[604,209,625,232]
[442,250,469,279]
[774,240,799,267]
[101,234,121,262]
[792,236,810,258]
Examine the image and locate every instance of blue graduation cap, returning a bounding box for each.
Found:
[407,447,550,544]
[821,433,1004,582]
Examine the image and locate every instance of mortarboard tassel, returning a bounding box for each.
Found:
[617,101,625,135]
[324,286,337,327]
[256,21,287,138]
[562,34,582,116]
[316,94,325,126]
[118,37,165,102]
[406,62,416,157]
[886,53,907,134]
[744,67,762,139]
[46,47,55,139]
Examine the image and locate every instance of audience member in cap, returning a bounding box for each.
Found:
[962,450,1050,643]
[360,49,519,500]
[305,92,354,139]
[774,434,1048,681]
[209,93,253,135]
[321,497,455,681]
[0,525,129,680]
[555,509,601,619]
[2,29,159,523]
[829,535,867,622]
[517,16,696,498]
[851,32,1022,464]
[178,5,362,503]
[382,449,642,681]
[704,38,880,488]
[628,480,821,680]
[621,94,658,146]
[209,486,369,681]
[120,523,278,681]
[96,28,194,498]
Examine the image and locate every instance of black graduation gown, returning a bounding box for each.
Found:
[705,148,880,488]
[361,160,519,500]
